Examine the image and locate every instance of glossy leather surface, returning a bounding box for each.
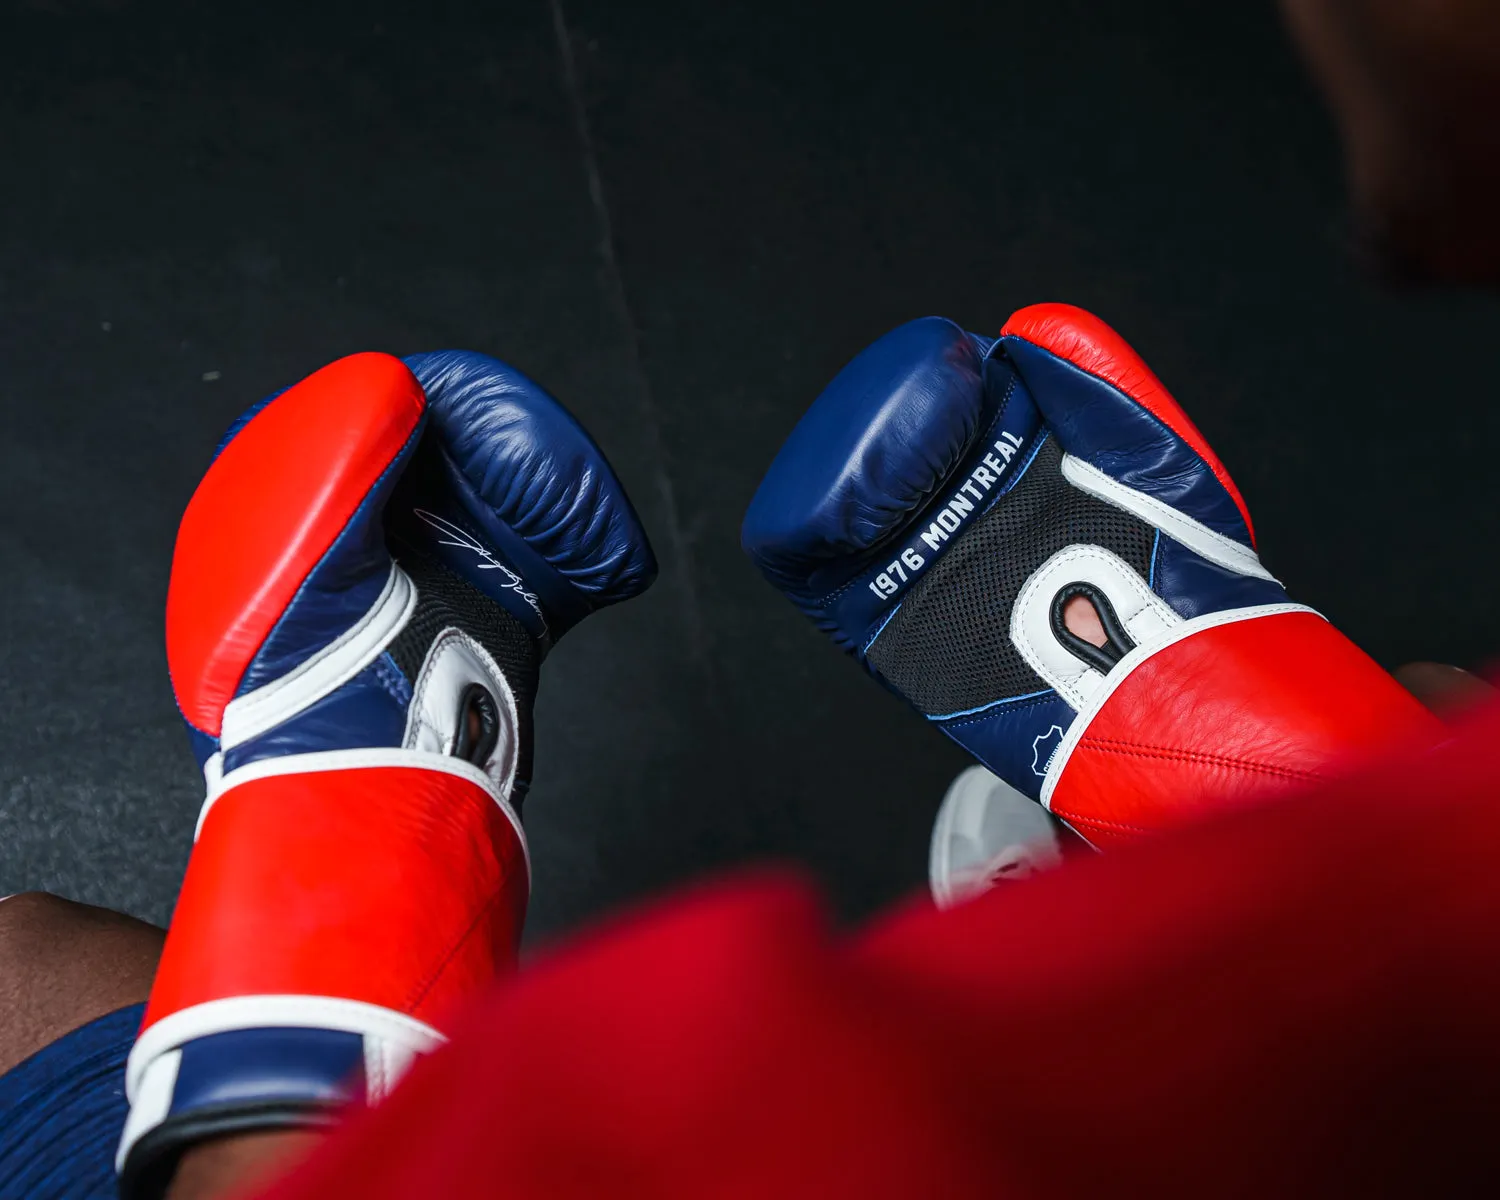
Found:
[1000,303,1254,541]
[1050,611,1442,845]
[743,304,1430,837]
[1001,330,1249,544]
[170,1028,365,1114]
[171,349,658,751]
[743,317,993,592]
[221,656,412,774]
[145,766,528,1031]
[744,320,1042,650]
[1153,536,1288,620]
[934,692,1077,802]
[166,353,425,738]
[403,350,658,638]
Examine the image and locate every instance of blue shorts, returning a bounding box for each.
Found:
[0,1003,144,1199]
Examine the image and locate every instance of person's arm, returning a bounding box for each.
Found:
[167,1133,322,1200]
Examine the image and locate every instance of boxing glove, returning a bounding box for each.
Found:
[743,305,1438,845]
[117,351,655,1196]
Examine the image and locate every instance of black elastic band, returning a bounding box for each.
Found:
[1049,582,1136,674]
[452,682,500,767]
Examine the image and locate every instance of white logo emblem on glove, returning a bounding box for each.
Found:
[1031,725,1065,777]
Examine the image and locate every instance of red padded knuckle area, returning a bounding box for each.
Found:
[166,353,425,735]
[144,767,526,1032]
[1001,302,1257,543]
[1051,612,1442,840]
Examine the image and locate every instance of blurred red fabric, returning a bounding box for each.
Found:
[259,702,1500,1198]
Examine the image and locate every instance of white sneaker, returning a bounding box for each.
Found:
[929,765,1066,908]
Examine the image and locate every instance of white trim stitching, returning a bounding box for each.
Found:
[124,995,446,1099]
[192,749,531,888]
[1061,455,1278,583]
[220,565,417,751]
[1010,544,1182,712]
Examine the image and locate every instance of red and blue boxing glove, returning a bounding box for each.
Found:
[744,304,1438,845]
[117,351,654,1196]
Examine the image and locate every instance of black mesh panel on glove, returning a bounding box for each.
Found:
[866,436,1155,715]
[386,549,541,803]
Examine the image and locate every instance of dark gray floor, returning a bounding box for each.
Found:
[2,0,1497,941]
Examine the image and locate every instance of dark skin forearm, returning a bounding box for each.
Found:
[0,894,164,1078]
[167,1131,324,1200]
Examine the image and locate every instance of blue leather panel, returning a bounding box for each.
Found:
[966,331,997,359]
[742,318,1048,654]
[404,351,657,634]
[389,446,575,642]
[170,1028,365,1114]
[1153,536,1288,619]
[742,317,990,592]
[814,412,1046,650]
[223,657,409,773]
[184,724,219,772]
[1001,335,1250,544]
[936,692,1077,803]
[236,419,425,697]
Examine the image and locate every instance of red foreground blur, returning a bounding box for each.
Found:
[259,702,1500,1198]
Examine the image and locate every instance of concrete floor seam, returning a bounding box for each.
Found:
[547,0,714,677]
